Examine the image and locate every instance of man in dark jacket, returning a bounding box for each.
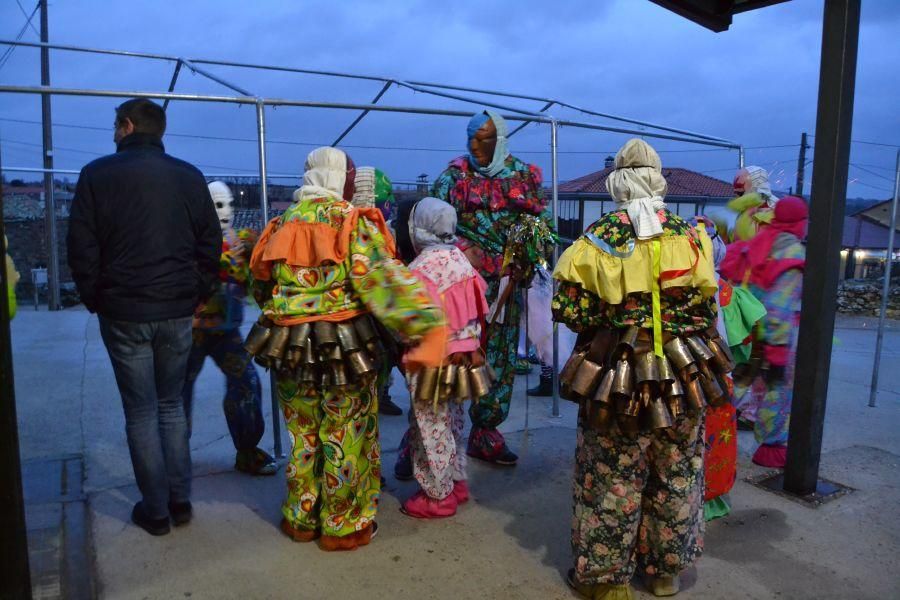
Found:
[67,98,221,536]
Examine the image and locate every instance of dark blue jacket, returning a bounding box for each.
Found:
[67,133,221,322]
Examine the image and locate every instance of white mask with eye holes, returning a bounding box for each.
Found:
[208,181,235,232]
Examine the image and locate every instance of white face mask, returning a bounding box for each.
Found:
[208,181,235,231]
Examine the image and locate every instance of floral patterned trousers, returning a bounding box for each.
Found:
[182,328,264,452]
[277,377,381,538]
[469,276,521,430]
[572,414,705,586]
[409,374,467,500]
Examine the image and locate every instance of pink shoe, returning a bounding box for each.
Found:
[752,444,787,468]
[401,490,457,519]
[452,480,470,504]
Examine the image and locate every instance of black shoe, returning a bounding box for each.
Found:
[527,376,554,397]
[379,396,403,416]
[168,501,193,527]
[493,445,519,466]
[131,502,170,536]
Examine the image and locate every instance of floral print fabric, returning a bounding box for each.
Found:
[279,378,380,538]
[251,195,443,540]
[405,245,485,499]
[409,245,487,353]
[252,197,442,342]
[432,154,546,430]
[194,227,255,331]
[734,235,803,447]
[572,414,705,587]
[432,154,546,277]
[552,210,717,334]
[409,386,467,501]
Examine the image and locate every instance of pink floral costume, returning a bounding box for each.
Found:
[406,246,488,506]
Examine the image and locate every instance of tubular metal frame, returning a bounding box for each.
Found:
[0,39,741,448]
[0,39,740,148]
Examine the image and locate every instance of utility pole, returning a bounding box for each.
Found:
[40,0,60,310]
[796,131,809,198]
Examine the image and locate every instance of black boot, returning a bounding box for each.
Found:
[527,374,553,397]
[528,364,554,397]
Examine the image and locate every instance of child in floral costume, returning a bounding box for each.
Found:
[182,181,274,476]
[249,148,445,550]
[400,197,489,519]
[431,109,547,466]
[553,139,721,599]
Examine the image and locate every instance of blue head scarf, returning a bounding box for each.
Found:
[466,109,510,178]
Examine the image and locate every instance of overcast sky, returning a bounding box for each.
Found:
[0,0,897,200]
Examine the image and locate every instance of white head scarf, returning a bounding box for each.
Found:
[605,138,668,239]
[294,146,349,202]
[734,165,778,207]
[409,197,458,254]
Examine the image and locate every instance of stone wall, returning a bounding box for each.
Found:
[836,278,900,319]
[5,219,77,305]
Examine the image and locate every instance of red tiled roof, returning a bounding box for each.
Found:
[560,167,733,199]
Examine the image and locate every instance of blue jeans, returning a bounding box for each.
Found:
[100,316,193,519]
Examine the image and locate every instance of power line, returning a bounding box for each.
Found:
[15,0,40,36]
[850,163,896,183]
[853,163,895,171]
[0,1,40,71]
[0,138,264,174]
[848,179,893,193]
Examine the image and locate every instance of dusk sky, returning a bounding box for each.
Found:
[0,0,897,200]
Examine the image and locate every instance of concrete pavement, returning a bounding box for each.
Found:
[11,307,900,599]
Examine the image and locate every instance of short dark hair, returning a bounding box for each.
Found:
[115,98,166,137]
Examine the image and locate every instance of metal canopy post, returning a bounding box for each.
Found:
[255,99,283,459]
[0,141,33,600]
[784,0,860,496]
[868,148,900,408]
[550,120,561,418]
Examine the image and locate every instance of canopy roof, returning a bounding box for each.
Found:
[649,0,791,32]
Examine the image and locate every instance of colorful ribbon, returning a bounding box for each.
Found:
[584,232,636,258]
